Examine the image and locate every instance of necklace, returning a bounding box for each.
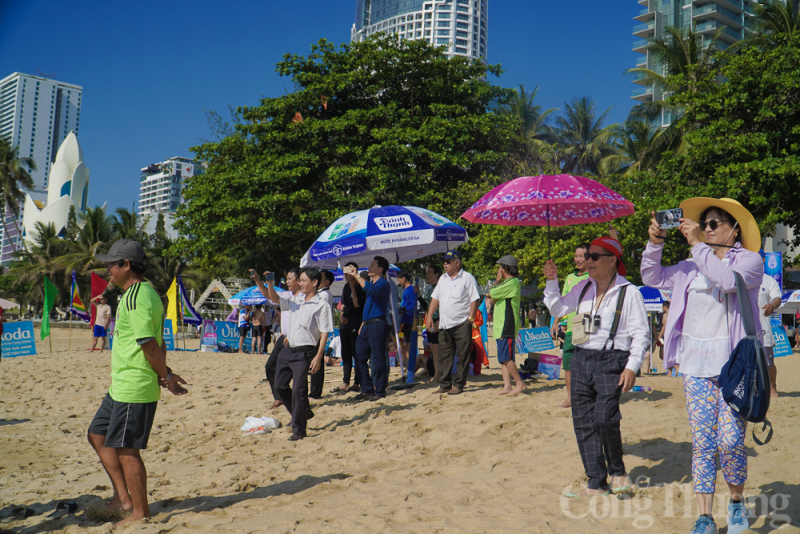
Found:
[592,275,616,315]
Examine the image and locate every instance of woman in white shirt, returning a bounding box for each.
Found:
[543,237,649,498]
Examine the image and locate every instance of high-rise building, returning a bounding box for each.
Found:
[351,0,488,62]
[0,72,83,263]
[631,0,758,126]
[138,156,205,216]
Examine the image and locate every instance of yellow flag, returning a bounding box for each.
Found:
[165,277,179,329]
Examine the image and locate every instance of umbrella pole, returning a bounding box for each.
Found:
[547,205,551,259]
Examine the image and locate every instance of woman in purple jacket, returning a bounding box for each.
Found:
[641,198,762,534]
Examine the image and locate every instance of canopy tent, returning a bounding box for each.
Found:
[228,285,279,307]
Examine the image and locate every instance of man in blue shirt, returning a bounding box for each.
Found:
[354,256,391,401]
[397,271,417,378]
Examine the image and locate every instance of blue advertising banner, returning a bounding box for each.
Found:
[515,327,555,354]
[1,321,37,358]
[772,326,793,358]
[215,320,250,348]
[765,251,782,291]
[163,319,176,351]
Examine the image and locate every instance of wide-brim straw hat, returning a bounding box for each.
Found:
[679,197,761,252]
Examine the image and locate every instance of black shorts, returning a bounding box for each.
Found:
[239,326,249,338]
[88,393,158,449]
[400,323,413,343]
[252,325,264,337]
[427,330,439,344]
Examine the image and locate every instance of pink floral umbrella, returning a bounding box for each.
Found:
[460,174,635,256]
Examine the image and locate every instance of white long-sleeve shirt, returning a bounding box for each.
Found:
[544,275,649,372]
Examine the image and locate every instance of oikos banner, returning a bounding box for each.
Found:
[1,321,37,358]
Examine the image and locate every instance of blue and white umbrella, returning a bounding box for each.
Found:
[329,264,400,297]
[301,205,468,269]
[228,285,279,307]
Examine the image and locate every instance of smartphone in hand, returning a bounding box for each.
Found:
[264,272,275,281]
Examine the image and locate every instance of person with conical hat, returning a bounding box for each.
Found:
[641,198,763,534]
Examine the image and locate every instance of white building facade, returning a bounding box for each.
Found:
[0,72,82,263]
[351,0,488,62]
[138,156,204,216]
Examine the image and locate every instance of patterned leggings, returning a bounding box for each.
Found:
[683,376,748,494]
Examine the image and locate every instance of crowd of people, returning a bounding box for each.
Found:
[81,196,788,533]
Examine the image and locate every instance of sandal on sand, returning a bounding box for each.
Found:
[2,505,38,523]
[48,501,78,520]
[564,490,610,499]
[612,485,633,494]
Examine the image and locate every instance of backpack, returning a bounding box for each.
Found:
[718,272,771,424]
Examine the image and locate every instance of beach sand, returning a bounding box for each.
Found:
[1,328,799,533]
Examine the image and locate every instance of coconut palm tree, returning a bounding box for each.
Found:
[8,222,64,307]
[497,85,560,175]
[626,25,725,119]
[54,206,114,275]
[0,139,36,255]
[740,0,800,46]
[112,205,150,242]
[599,117,677,175]
[554,97,619,176]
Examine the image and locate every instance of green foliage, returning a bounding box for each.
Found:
[175,35,519,274]
[554,97,619,175]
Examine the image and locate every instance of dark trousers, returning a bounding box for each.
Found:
[275,345,316,437]
[309,343,324,398]
[438,320,472,390]
[340,324,360,387]
[265,335,284,401]
[355,320,388,397]
[570,346,629,490]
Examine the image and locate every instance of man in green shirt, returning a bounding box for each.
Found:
[88,239,187,525]
[489,255,524,395]
[551,243,590,408]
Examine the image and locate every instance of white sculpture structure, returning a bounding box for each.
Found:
[22,131,102,244]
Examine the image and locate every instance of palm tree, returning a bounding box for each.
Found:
[0,139,36,254]
[599,117,675,175]
[497,84,561,175]
[739,0,800,46]
[554,97,619,175]
[626,25,725,119]
[8,222,63,307]
[54,206,114,275]
[112,204,150,242]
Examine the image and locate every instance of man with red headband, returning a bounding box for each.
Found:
[543,236,649,498]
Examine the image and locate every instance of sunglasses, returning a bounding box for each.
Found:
[584,252,615,261]
[443,259,454,264]
[699,219,730,231]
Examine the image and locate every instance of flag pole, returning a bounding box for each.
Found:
[69,310,72,352]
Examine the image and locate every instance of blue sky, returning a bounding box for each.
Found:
[0,0,640,214]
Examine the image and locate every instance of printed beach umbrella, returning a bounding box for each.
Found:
[300,205,468,269]
[460,174,635,256]
[228,285,279,307]
[638,286,673,312]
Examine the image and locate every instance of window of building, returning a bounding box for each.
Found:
[416,31,421,37]
[457,22,469,29]
[456,39,468,46]
[437,21,450,27]
[425,3,432,9]
[457,13,469,20]
[455,47,467,54]
[416,22,422,28]
[436,38,450,44]
[425,29,431,35]
[457,5,469,12]
[438,29,450,35]
[456,30,468,37]
[416,13,422,19]
[425,12,432,19]
[438,12,450,18]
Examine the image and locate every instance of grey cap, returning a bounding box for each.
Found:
[96,239,147,264]
[496,255,518,267]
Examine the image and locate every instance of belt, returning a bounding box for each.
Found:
[289,345,316,353]
[363,317,386,325]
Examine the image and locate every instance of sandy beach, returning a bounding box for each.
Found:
[1,328,799,533]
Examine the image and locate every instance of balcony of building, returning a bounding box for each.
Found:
[631,86,654,102]
[634,7,656,22]
[692,0,743,16]
[633,38,651,54]
[635,56,648,69]
[638,0,648,6]
[692,3,743,29]
[633,22,656,37]
[695,19,742,43]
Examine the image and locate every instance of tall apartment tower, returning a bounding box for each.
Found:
[0,72,83,263]
[631,0,758,126]
[138,156,205,216]
[351,0,488,62]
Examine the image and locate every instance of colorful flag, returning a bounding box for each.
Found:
[166,277,180,329]
[42,276,59,340]
[70,271,90,322]
[91,272,109,327]
[178,276,202,325]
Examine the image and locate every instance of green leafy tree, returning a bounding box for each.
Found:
[175,35,519,273]
[0,139,36,254]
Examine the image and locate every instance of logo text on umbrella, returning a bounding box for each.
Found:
[375,215,413,232]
